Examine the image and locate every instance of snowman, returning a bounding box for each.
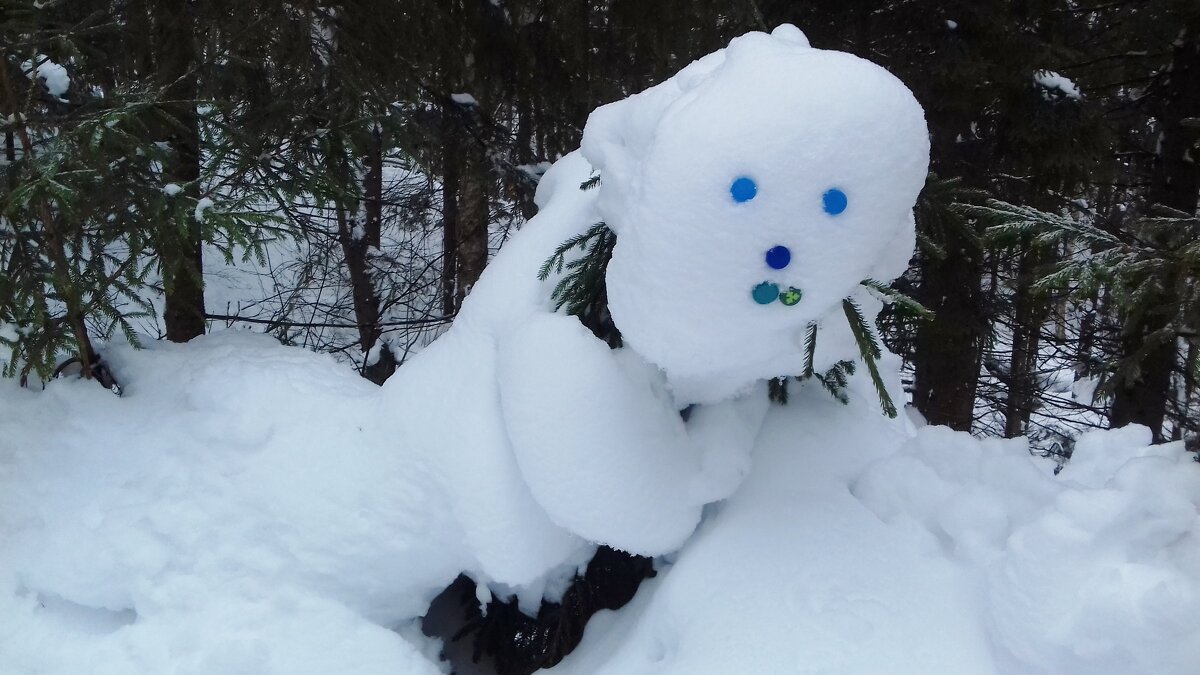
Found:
[0,24,931,675]
[373,24,929,606]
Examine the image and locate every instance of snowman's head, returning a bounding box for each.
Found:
[580,25,929,404]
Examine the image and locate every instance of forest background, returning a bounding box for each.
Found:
[3,0,1199,452]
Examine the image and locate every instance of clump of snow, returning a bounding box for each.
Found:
[450,93,478,106]
[497,313,764,555]
[363,338,389,366]
[162,183,183,196]
[194,196,215,221]
[21,55,70,98]
[582,23,928,403]
[517,161,554,182]
[852,424,1200,675]
[1034,70,1083,100]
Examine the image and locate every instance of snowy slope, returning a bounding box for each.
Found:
[548,380,1000,675]
[4,339,1196,674]
[0,334,447,674]
[548,381,1200,675]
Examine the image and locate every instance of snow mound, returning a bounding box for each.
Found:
[550,378,1200,675]
[0,332,446,673]
[853,424,1200,675]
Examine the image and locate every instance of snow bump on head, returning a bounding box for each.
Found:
[581,26,929,403]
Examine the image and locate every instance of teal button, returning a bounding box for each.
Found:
[752,282,779,305]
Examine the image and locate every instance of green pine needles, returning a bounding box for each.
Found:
[860,278,933,320]
[579,174,602,191]
[536,172,614,317]
[534,174,622,345]
[537,221,616,317]
[962,198,1200,401]
[781,279,927,417]
[842,297,898,418]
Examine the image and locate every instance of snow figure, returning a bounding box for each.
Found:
[0,24,936,675]
[374,23,929,606]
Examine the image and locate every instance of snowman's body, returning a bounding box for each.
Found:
[372,24,929,607]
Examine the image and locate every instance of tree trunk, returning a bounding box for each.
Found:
[1004,243,1047,437]
[911,233,985,432]
[329,126,395,385]
[456,120,489,308]
[1110,26,1200,441]
[358,126,396,384]
[1110,333,1177,440]
[440,102,461,315]
[363,124,384,250]
[156,0,206,342]
[910,112,990,432]
[1176,342,1198,445]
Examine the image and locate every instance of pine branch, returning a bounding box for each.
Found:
[843,298,897,418]
[815,360,854,405]
[861,278,933,320]
[539,221,616,316]
[802,322,818,378]
[537,221,609,281]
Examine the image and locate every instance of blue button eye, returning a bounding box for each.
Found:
[731,177,757,203]
[765,245,791,270]
[823,188,848,215]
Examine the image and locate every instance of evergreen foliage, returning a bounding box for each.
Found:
[968,198,1200,416]
[842,298,898,419]
[2,0,1198,441]
[538,221,619,345]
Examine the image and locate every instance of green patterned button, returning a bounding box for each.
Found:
[779,287,803,306]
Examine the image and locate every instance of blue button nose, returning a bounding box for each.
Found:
[765,245,791,270]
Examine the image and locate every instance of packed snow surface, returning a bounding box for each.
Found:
[2,24,1197,675]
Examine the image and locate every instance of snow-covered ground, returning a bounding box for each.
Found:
[0,334,446,675]
[548,386,1200,675]
[1,336,1197,674]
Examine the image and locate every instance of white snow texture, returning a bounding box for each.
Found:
[2,24,1197,675]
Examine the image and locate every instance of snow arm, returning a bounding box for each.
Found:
[495,313,705,555]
